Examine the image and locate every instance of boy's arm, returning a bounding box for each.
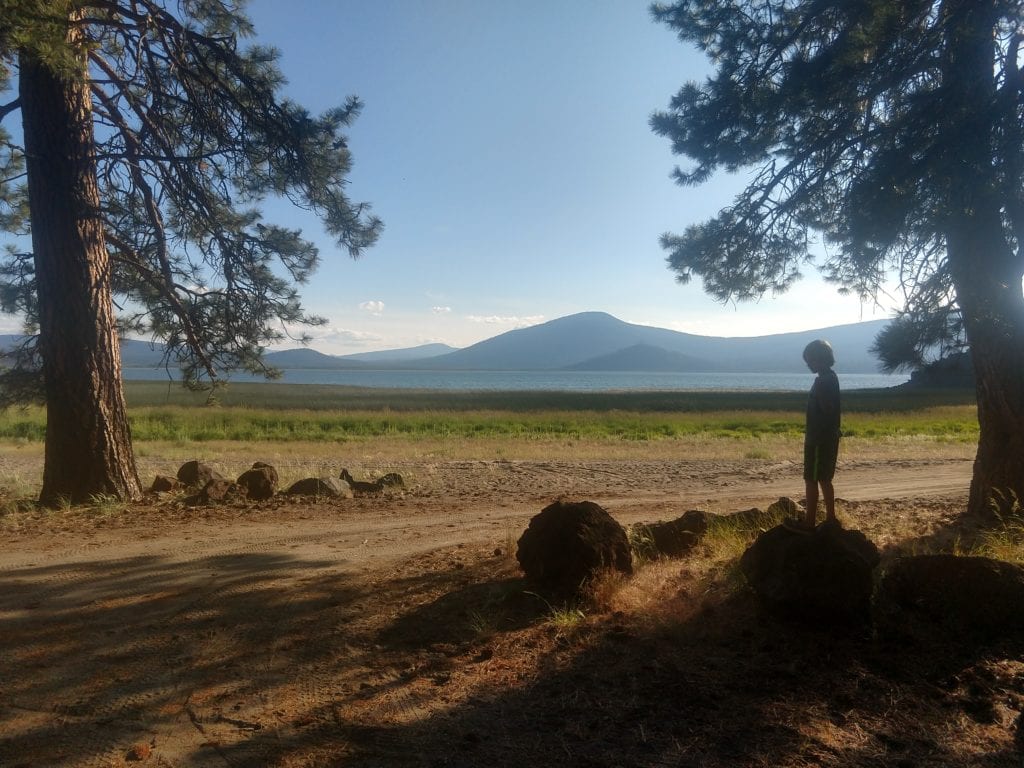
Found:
[818,373,841,429]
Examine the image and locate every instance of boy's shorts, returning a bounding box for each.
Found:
[804,436,839,482]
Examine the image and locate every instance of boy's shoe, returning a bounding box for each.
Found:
[782,518,814,534]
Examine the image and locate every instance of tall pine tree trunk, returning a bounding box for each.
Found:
[18,22,142,505]
[942,0,1024,518]
[949,222,1024,518]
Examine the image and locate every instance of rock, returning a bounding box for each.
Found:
[740,521,880,625]
[516,500,632,597]
[766,497,801,518]
[237,464,278,500]
[198,478,242,504]
[340,469,383,494]
[150,474,179,493]
[632,510,710,558]
[721,506,778,529]
[377,472,405,488]
[285,477,352,498]
[176,460,223,488]
[875,554,1024,643]
[250,461,279,485]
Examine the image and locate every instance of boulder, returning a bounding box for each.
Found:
[177,460,223,488]
[766,497,801,519]
[875,554,1024,643]
[632,510,710,559]
[186,478,243,505]
[285,477,352,498]
[150,474,180,493]
[516,500,632,597]
[251,461,280,485]
[237,464,278,501]
[740,522,880,625]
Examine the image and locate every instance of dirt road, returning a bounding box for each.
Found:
[0,454,975,767]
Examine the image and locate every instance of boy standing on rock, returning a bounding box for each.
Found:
[794,339,840,531]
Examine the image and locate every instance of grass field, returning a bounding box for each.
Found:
[0,382,979,444]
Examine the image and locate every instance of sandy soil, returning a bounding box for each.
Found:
[4,447,1019,768]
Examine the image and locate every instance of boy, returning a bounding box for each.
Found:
[796,339,840,530]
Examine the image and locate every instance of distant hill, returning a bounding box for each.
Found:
[263,348,365,369]
[412,311,890,373]
[339,343,457,363]
[120,339,168,368]
[566,344,713,372]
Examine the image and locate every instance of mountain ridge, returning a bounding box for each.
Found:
[412,312,889,373]
[2,312,892,374]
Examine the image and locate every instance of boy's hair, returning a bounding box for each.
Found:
[803,339,835,368]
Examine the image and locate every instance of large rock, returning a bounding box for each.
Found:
[516,500,632,597]
[237,464,278,501]
[876,554,1024,643]
[740,522,880,625]
[177,460,224,488]
[186,478,243,506]
[150,474,180,493]
[285,477,352,498]
[632,510,710,559]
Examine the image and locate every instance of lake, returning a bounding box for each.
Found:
[122,368,909,392]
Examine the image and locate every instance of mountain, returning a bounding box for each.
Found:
[413,311,890,373]
[263,348,365,369]
[120,339,169,367]
[339,343,457,363]
[566,344,713,372]
[262,343,459,368]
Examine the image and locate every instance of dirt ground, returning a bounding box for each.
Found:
[2,443,1021,767]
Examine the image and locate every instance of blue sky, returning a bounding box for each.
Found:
[10,1,899,354]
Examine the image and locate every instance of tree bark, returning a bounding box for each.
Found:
[18,22,142,505]
[941,0,1024,517]
[949,220,1024,518]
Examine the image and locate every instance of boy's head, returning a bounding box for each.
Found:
[803,339,834,372]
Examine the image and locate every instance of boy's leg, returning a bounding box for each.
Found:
[822,480,836,522]
[804,479,818,528]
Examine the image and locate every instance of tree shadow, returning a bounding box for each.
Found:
[208,560,1021,767]
[0,549,360,766]
[3,529,1021,768]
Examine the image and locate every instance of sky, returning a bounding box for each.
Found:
[8,0,899,354]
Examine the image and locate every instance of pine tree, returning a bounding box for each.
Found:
[652,0,1024,517]
[0,1,382,504]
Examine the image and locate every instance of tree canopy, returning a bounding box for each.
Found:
[652,0,1024,516]
[0,0,382,394]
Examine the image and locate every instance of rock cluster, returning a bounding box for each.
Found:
[149,460,402,504]
[516,495,1024,645]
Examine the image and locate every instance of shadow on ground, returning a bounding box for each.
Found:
[2,508,1022,768]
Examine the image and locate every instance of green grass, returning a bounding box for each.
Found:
[0,382,978,445]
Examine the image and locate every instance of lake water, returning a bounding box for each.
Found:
[123,368,908,392]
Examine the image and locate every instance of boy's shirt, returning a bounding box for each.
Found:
[806,368,840,443]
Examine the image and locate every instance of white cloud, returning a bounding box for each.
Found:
[359,300,385,315]
[431,306,452,314]
[466,314,545,327]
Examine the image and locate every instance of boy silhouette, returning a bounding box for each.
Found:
[796,339,840,530]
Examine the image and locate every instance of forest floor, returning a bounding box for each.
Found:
[1,438,1021,767]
